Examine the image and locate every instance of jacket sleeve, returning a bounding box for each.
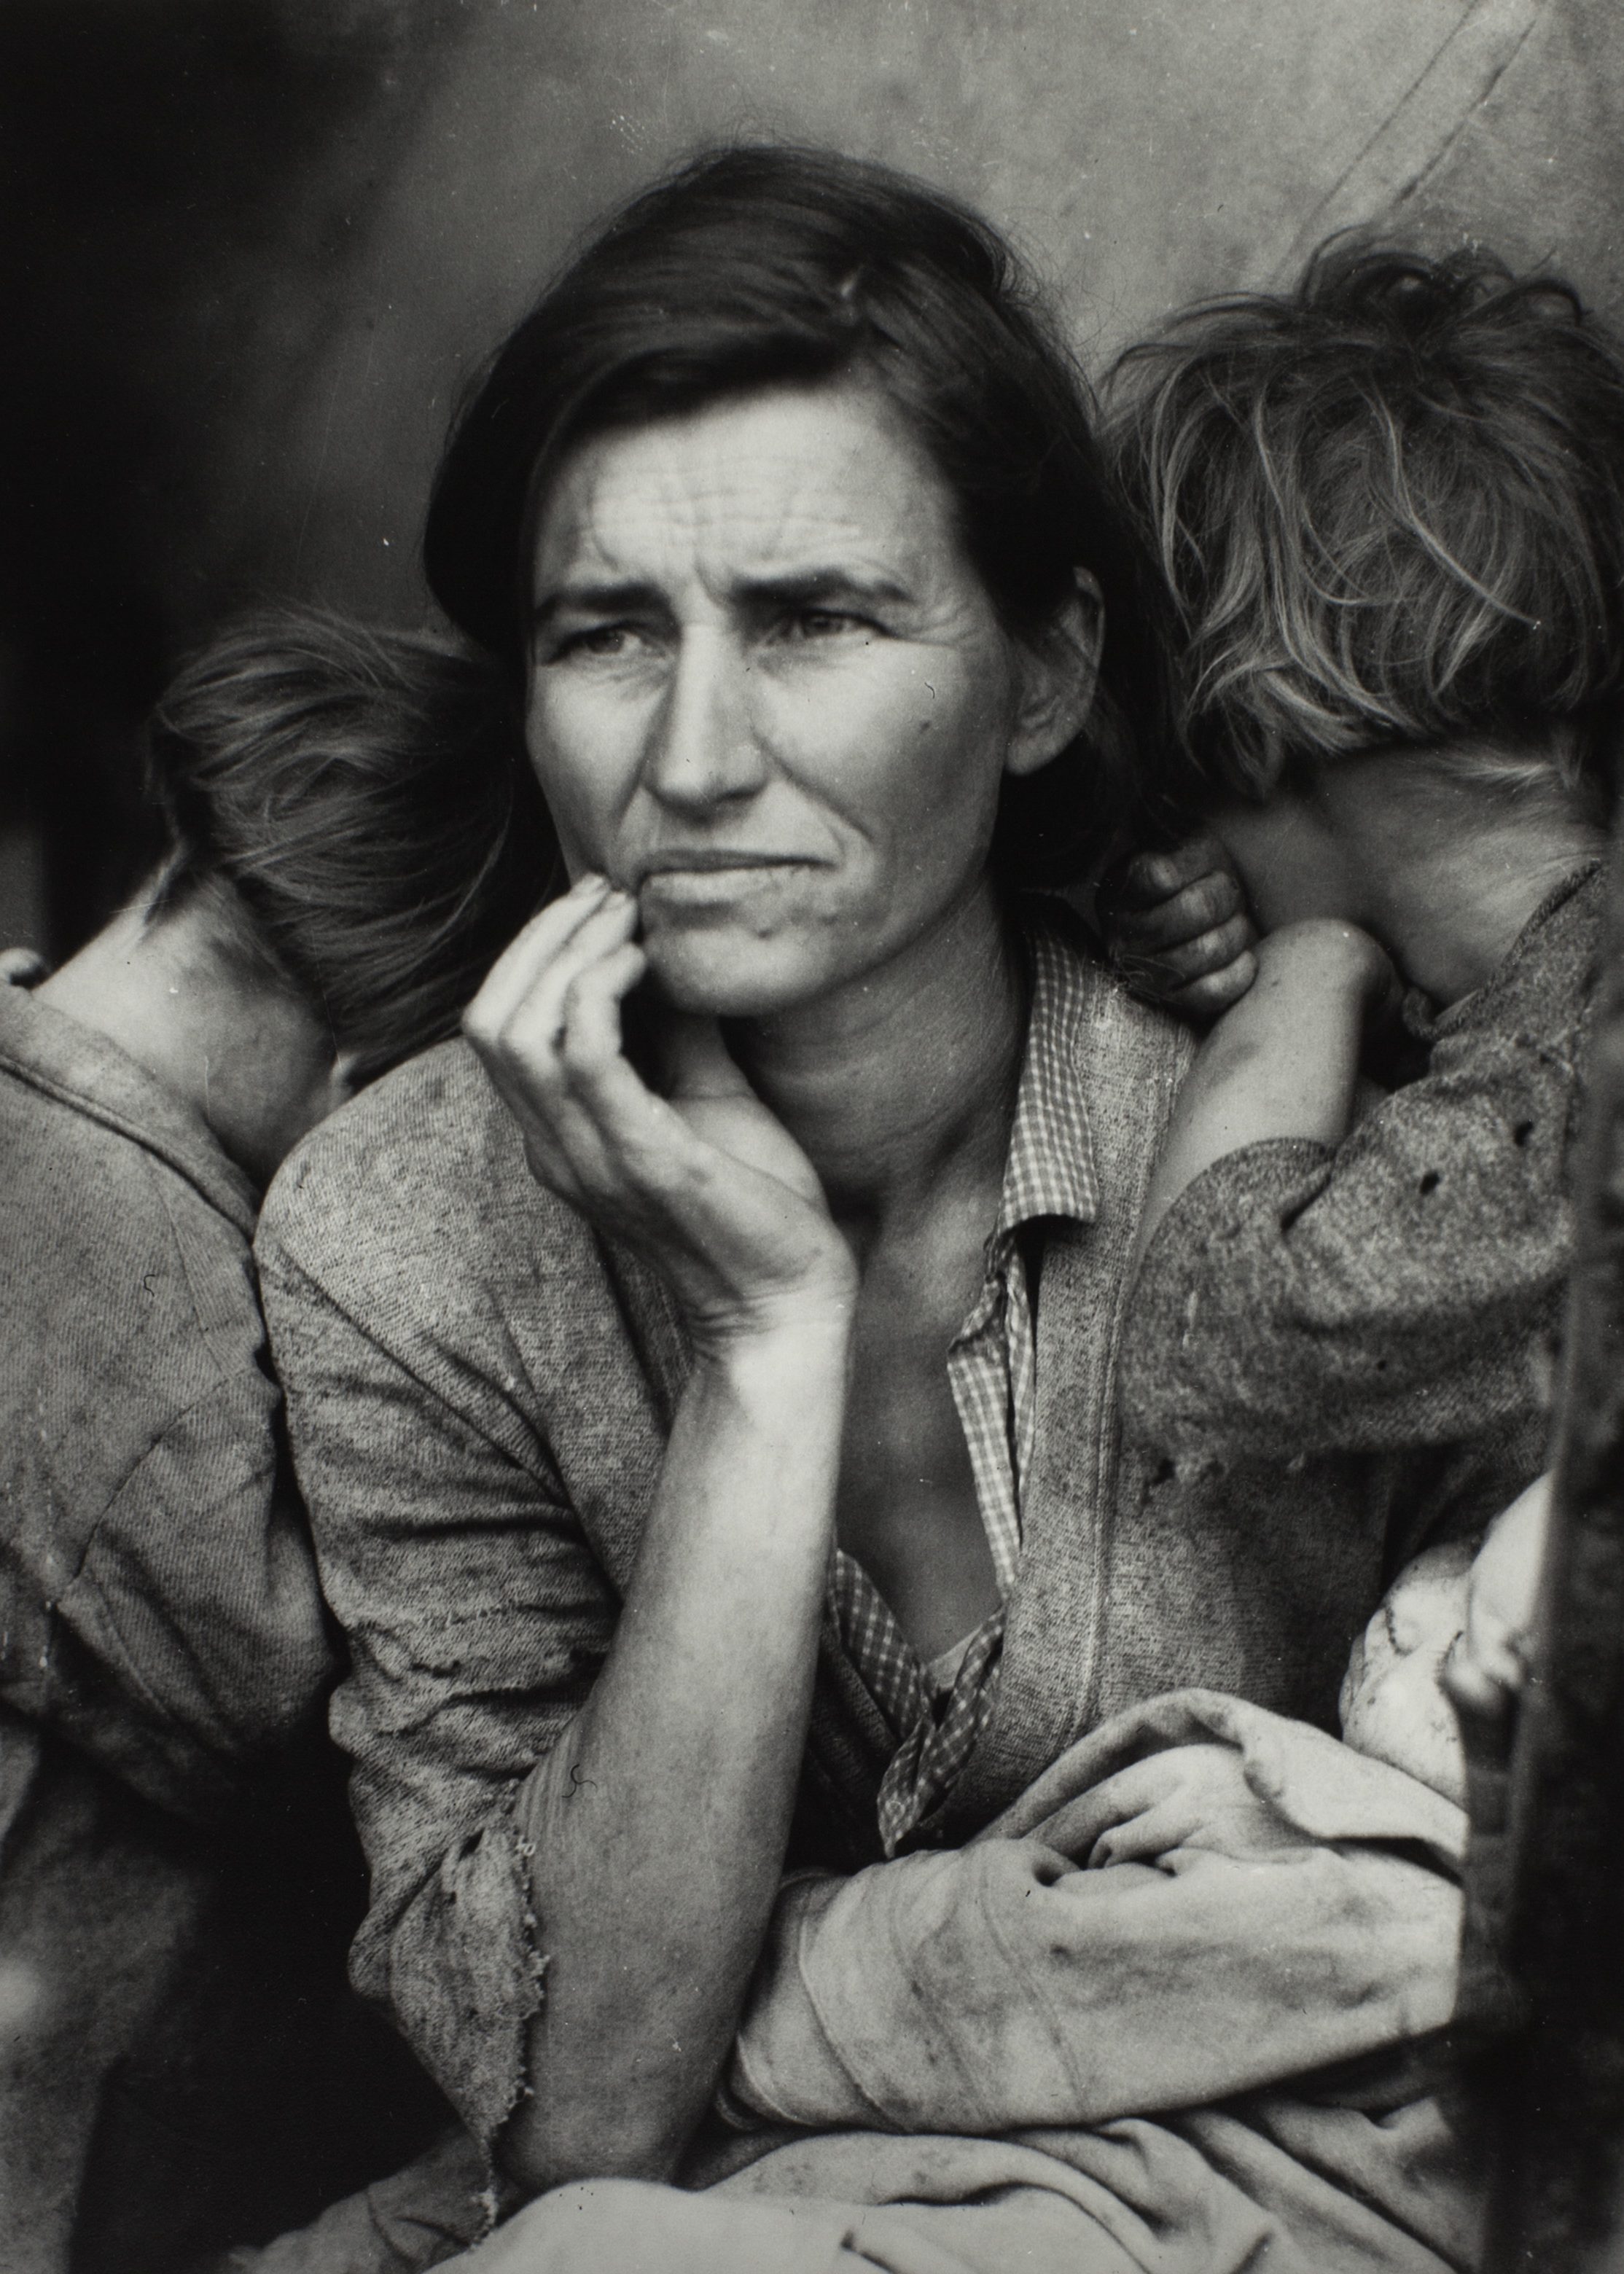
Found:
[43,1380,335,1819]
[1118,1001,1582,1467]
[255,1227,617,2157]
[728,1837,1459,2134]
[729,1697,1466,2135]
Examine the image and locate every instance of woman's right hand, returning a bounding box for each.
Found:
[464,874,856,1351]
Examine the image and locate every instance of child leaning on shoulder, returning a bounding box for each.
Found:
[1098,241,1617,1515]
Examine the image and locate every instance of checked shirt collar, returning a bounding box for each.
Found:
[827,911,1099,1854]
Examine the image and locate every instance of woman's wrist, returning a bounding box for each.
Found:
[689,1289,856,1389]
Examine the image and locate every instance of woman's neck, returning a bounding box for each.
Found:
[726,880,1026,1239]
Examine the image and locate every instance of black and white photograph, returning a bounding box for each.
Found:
[4,4,1623,2268]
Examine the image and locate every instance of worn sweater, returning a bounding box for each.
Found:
[255,919,1533,2153]
[1120,864,1602,1469]
[0,977,442,2273]
[0,977,332,1815]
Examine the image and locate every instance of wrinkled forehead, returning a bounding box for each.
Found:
[527,381,964,601]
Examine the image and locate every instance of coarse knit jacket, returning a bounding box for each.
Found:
[0,979,348,2273]
[1120,863,1603,1469]
[254,908,1539,2154]
[0,977,333,1812]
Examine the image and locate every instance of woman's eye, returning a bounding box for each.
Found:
[555,623,649,660]
[783,608,867,642]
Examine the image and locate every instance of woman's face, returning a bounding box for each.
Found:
[524,380,1076,1018]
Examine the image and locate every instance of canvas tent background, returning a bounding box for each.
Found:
[1,0,1620,953]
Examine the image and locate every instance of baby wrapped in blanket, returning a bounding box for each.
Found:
[441,1493,1542,2274]
[672,1483,1547,2274]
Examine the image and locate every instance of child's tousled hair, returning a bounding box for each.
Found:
[1105,237,1624,816]
[146,612,556,1085]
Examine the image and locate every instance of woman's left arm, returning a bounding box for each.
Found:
[727,1788,1460,2136]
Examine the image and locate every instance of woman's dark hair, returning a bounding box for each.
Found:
[147,611,557,1085]
[1106,236,1624,813]
[424,143,1174,884]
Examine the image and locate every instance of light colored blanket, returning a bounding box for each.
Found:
[725,1689,1464,2138]
[225,1692,1482,2273]
[453,1692,1482,2273]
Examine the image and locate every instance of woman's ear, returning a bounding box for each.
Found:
[1004,568,1104,779]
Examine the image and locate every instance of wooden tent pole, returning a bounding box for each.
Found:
[1483,808,1624,2270]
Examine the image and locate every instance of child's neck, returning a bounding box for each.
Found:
[37,887,346,1185]
[1215,745,1607,1005]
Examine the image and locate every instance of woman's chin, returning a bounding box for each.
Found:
[641,931,834,1021]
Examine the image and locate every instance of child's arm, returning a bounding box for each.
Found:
[1445,1473,1551,1719]
[1108,832,1596,1474]
[1131,919,1396,1267]
[1122,971,1583,1472]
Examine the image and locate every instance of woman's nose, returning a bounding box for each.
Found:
[641,629,770,814]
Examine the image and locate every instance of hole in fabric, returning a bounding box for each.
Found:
[1418,1171,1440,1195]
[1513,1120,1534,1146]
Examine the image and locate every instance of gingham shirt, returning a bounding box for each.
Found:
[827,918,1098,1854]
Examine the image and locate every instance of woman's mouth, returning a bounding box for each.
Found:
[637,854,821,908]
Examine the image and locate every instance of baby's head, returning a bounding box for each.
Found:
[1339,1476,1551,1804]
[1104,241,1624,837]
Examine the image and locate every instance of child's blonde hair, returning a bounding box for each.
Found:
[1105,238,1624,818]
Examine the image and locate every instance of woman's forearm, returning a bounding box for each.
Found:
[1131,920,1392,1267]
[503,1316,850,2194]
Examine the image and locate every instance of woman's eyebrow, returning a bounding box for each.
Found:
[532,579,662,628]
[733,567,914,609]
[534,568,915,628]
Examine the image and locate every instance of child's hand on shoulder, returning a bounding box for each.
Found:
[1098,833,1259,1020]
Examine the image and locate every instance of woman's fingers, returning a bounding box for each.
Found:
[465,878,848,1326]
[1063,1746,1249,1869]
[557,942,650,1080]
[464,886,649,1198]
[473,891,639,1071]
[465,872,614,1039]
[553,948,711,1185]
[471,899,746,1219]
